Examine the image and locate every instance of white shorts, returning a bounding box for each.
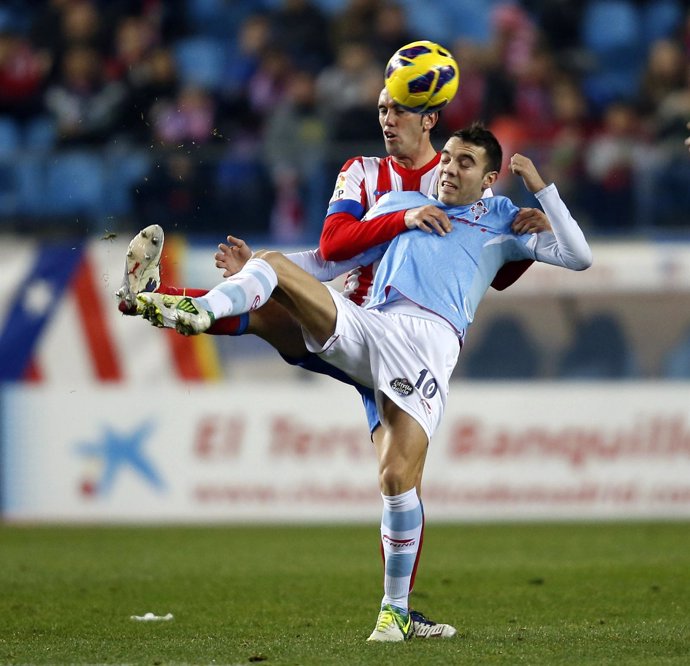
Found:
[302,287,460,441]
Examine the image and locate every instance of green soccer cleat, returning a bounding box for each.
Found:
[136,293,215,335]
[366,604,412,642]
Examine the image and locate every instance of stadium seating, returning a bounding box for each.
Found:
[43,151,105,217]
[641,0,683,47]
[0,116,21,158]
[662,326,690,378]
[462,315,540,379]
[24,116,57,152]
[174,36,228,91]
[102,150,152,216]
[580,0,644,107]
[557,313,637,379]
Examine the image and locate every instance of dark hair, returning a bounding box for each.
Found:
[451,122,502,173]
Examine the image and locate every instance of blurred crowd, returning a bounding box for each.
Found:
[0,0,688,241]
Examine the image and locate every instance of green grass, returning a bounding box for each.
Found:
[1,523,689,665]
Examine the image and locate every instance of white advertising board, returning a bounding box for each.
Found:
[3,381,690,522]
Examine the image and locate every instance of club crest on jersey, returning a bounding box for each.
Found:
[390,377,414,396]
[470,200,488,221]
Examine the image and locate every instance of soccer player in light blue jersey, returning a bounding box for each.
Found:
[137,123,592,642]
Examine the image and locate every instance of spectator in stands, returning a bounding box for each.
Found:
[316,41,382,116]
[0,29,51,119]
[44,44,127,145]
[511,45,558,137]
[439,40,491,135]
[638,38,687,118]
[218,13,272,139]
[122,45,178,142]
[134,152,216,232]
[645,62,690,226]
[583,100,647,230]
[521,0,585,67]
[263,69,327,242]
[105,14,158,84]
[330,0,383,53]
[43,0,105,80]
[540,76,592,209]
[149,85,218,146]
[329,67,384,146]
[221,13,271,100]
[245,46,294,122]
[652,61,690,145]
[29,0,74,70]
[268,0,332,72]
[368,2,415,65]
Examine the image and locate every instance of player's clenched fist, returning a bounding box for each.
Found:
[509,153,547,194]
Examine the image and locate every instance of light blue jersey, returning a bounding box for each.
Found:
[356,191,531,334]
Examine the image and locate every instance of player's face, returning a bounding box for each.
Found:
[437,137,497,206]
[378,88,431,160]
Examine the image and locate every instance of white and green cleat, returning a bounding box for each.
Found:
[367,604,412,642]
[136,293,215,335]
[116,224,164,314]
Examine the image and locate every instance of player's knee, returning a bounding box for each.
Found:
[378,460,411,496]
[253,249,287,269]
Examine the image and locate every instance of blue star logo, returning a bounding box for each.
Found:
[76,421,165,495]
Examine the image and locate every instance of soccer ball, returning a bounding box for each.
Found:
[384,40,459,113]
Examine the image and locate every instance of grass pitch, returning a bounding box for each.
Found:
[1,522,689,665]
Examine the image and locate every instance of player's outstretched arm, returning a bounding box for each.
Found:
[215,234,385,284]
[509,153,592,270]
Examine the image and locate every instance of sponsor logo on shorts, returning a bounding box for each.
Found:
[390,377,413,396]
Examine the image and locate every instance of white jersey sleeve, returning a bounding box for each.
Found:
[285,248,382,282]
[528,184,593,270]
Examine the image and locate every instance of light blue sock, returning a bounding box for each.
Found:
[380,488,422,613]
[196,258,277,319]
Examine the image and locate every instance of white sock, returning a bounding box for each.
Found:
[196,258,277,319]
[380,488,422,613]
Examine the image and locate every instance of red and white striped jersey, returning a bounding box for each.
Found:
[321,153,440,305]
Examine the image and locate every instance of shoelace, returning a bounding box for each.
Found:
[376,607,410,634]
[375,609,397,631]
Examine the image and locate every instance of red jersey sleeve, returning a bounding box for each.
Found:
[320,211,407,261]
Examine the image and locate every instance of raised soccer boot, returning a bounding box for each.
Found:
[116,224,164,314]
[409,609,457,638]
[366,604,412,642]
[136,293,215,336]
